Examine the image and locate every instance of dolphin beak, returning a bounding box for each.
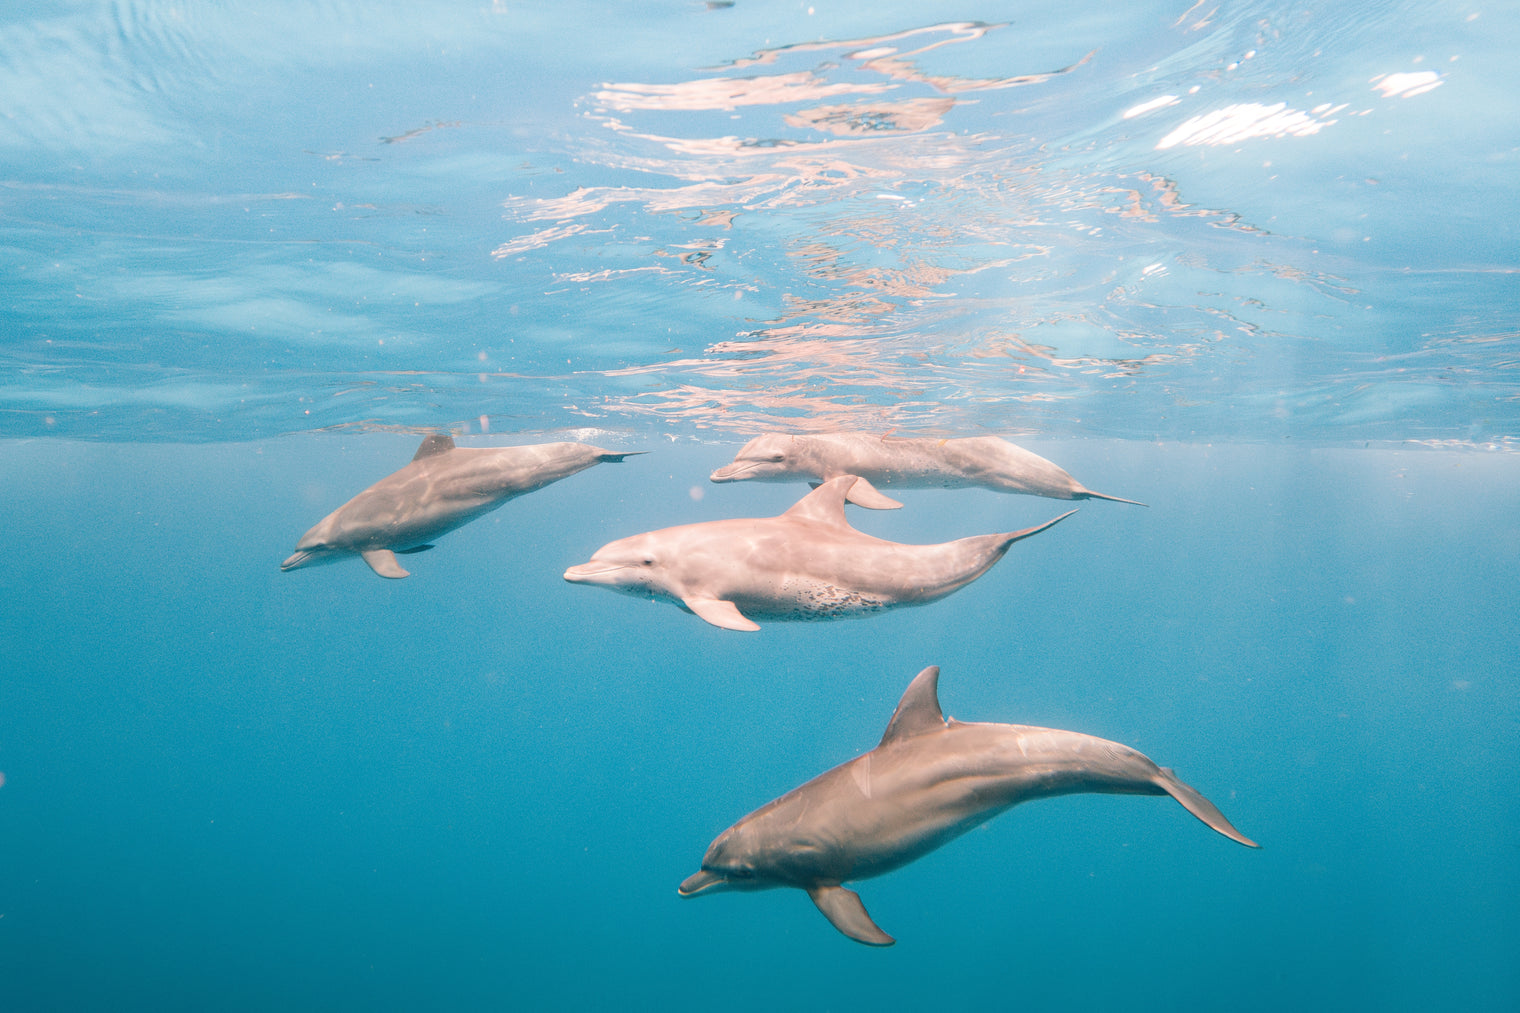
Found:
[677,869,729,897]
[281,550,313,572]
[563,561,626,583]
[708,462,753,482]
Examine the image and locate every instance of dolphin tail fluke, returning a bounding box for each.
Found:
[1155,767,1259,848]
[597,451,647,463]
[807,885,895,946]
[1078,489,1148,507]
[1000,508,1078,549]
[360,548,410,579]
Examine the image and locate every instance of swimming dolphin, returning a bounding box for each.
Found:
[563,475,1073,631]
[710,432,1144,509]
[679,665,1258,945]
[283,435,640,578]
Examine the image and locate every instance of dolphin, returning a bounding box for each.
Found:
[563,476,1073,631]
[710,432,1144,509]
[679,665,1258,945]
[283,435,641,578]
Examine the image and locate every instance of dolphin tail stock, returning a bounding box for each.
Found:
[1154,767,1259,848]
[1076,489,1148,507]
[998,508,1078,550]
[806,885,895,946]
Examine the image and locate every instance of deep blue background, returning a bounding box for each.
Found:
[2,437,1515,1010]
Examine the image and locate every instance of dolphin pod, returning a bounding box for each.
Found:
[563,475,1074,631]
[711,432,1145,509]
[680,664,1258,945]
[283,435,639,578]
[285,430,1255,945]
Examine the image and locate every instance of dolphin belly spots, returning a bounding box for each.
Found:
[776,579,891,621]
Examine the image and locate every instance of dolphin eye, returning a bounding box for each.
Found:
[641,557,654,566]
[769,453,785,462]
[728,867,754,879]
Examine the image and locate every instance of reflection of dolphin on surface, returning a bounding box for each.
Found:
[710,432,1144,509]
[563,475,1073,631]
[283,435,640,578]
[680,665,1258,946]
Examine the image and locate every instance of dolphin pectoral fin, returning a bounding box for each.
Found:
[411,434,455,461]
[807,885,895,946]
[684,597,761,632]
[843,476,903,510]
[1156,767,1260,848]
[360,549,410,579]
[394,544,435,555]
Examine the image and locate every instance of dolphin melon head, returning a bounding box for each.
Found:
[562,532,666,595]
[679,823,772,896]
[709,433,797,483]
[281,518,348,571]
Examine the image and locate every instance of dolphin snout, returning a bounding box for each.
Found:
[708,461,759,482]
[563,561,628,583]
[281,550,313,572]
[677,869,728,896]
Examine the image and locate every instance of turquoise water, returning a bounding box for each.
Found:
[2,2,1518,1010]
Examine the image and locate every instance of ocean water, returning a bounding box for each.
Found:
[2,2,1518,1010]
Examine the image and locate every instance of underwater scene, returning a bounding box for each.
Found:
[2,1,1518,1010]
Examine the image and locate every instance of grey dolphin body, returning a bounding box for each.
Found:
[563,476,1074,631]
[679,665,1258,945]
[710,432,1144,509]
[283,435,639,578]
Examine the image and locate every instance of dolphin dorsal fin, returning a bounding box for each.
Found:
[412,434,455,461]
[878,666,946,747]
[841,476,902,510]
[780,475,858,528]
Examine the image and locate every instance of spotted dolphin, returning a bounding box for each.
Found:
[710,432,1144,509]
[680,665,1258,945]
[563,476,1073,631]
[283,435,640,578]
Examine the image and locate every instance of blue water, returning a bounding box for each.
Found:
[2,2,1518,1010]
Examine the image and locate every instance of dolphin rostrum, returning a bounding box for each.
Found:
[283,435,641,578]
[680,665,1258,945]
[710,432,1144,509]
[563,476,1074,631]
